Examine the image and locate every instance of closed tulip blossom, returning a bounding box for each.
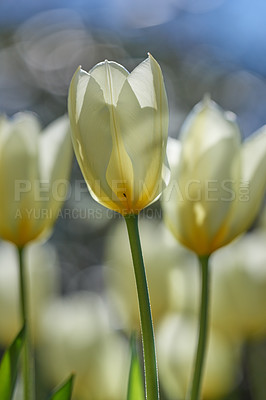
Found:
[68,53,168,216]
[0,112,72,399]
[0,113,72,247]
[162,96,266,400]
[68,54,169,400]
[163,97,266,256]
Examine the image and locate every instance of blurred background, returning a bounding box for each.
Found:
[0,0,266,399]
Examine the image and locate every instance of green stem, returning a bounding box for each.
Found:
[18,246,35,400]
[188,255,210,400]
[124,214,159,400]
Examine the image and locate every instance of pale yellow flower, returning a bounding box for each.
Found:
[38,292,129,400]
[68,54,169,215]
[0,113,72,247]
[162,97,266,255]
[157,314,241,400]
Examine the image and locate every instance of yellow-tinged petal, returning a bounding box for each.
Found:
[162,138,184,245]
[115,80,157,209]
[105,121,134,213]
[116,54,169,211]
[218,126,266,246]
[40,115,71,181]
[68,66,120,211]
[98,63,134,212]
[89,61,134,211]
[39,115,73,222]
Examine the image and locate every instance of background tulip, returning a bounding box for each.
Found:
[0,112,72,400]
[68,53,169,215]
[38,292,129,400]
[157,314,241,400]
[162,97,266,400]
[162,97,266,255]
[0,112,72,247]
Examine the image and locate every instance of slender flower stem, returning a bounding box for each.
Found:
[124,214,159,400]
[187,255,210,400]
[18,246,35,400]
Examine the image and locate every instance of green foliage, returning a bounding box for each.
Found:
[49,374,74,400]
[127,334,145,400]
[0,326,25,400]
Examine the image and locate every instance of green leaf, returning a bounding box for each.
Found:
[0,326,25,400]
[127,334,145,400]
[49,374,74,400]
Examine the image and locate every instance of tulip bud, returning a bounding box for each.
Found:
[162,97,266,255]
[0,113,72,247]
[68,54,169,215]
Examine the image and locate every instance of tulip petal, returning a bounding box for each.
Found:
[90,62,135,212]
[40,115,72,181]
[180,97,241,167]
[68,67,121,211]
[126,55,157,109]
[105,122,134,212]
[162,139,183,244]
[117,55,168,210]
[220,126,266,244]
[166,137,182,171]
[90,60,128,106]
[39,115,73,221]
